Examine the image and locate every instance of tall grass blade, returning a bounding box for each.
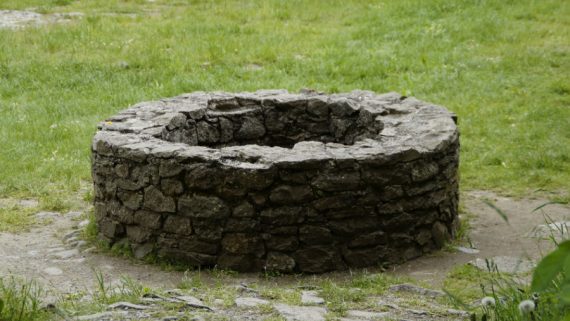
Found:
[482,200,509,224]
[532,201,568,213]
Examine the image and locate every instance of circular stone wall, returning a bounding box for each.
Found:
[91,90,460,273]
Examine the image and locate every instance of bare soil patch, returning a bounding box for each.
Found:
[0,10,82,29]
[392,190,569,285]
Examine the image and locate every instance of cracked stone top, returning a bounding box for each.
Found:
[94,89,458,169]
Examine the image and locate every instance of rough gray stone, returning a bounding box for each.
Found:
[269,185,314,204]
[192,219,223,241]
[161,179,184,196]
[234,297,270,308]
[143,186,175,213]
[178,195,229,219]
[294,246,345,273]
[266,235,299,251]
[388,284,445,298]
[260,207,305,225]
[133,210,162,229]
[179,237,219,254]
[431,221,450,247]
[126,225,152,243]
[172,295,212,310]
[344,310,391,320]
[50,249,80,260]
[312,171,362,192]
[163,216,192,235]
[469,256,536,274]
[232,201,256,217]
[221,233,264,256]
[455,246,480,254]
[301,291,325,305]
[274,303,327,321]
[99,219,124,238]
[265,252,296,273]
[235,116,266,140]
[342,246,385,267]
[185,164,223,190]
[196,121,220,144]
[224,218,259,232]
[299,226,333,245]
[217,254,261,271]
[108,301,149,310]
[76,312,128,321]
[348,231,387,248]
[128,242,152,259]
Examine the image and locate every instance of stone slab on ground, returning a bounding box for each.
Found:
[76,311,129,320]
[388,284,444,298]
[342,310,391,320]
[301,290,325,305]
[469,256,535,274]
[49,248,80,260]
[235,297,270,308]
[274,303,327,321]
[108,302,150,310]
[172,295,212,310]
[455,246,480,254]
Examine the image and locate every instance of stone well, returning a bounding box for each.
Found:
[91,90,460,273]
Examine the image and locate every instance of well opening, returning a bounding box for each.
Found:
[161,97,384,149]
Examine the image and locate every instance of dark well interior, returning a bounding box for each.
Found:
[161,97,384,148]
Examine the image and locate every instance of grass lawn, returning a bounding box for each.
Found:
[0,0,568,206]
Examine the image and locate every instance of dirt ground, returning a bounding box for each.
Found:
[0,191,568,296]
[392,190,568,285]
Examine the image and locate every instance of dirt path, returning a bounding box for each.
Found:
[0,190,568,317]
[0,213,184,293]
[392,191,569,285]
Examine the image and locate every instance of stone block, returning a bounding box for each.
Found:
[143,185,175,213]
[294,246,345,273]
[221,233,265,256]
[299,226,333,245]
[178,195,229,219]
[265,252,296,273]
[160,178,184,196]
[269,185,314,204]
[266,235,299,252]
[162,215,192,235]
[133,210,162,229]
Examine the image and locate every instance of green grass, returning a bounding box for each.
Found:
[0,206,35,232]
[0,276,47,321]
[443,262,570,321]
[0,0,568,201]
[443,264,485,302]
